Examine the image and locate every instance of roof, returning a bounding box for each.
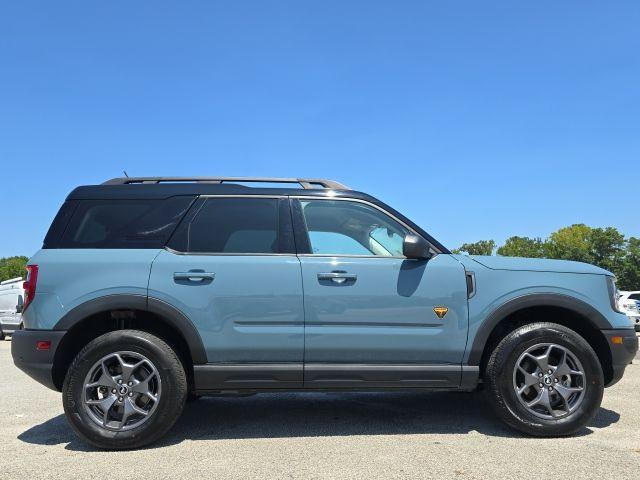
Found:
[63,176,449,253]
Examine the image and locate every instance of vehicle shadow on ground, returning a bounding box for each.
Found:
[18,391,620,452]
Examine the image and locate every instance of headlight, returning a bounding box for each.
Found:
[606,276,623,313]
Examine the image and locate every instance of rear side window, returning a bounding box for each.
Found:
[169,197,294,254]
[54,196,195,249]
[629,294,640,301]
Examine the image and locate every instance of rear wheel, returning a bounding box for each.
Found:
[485,322,603,436]
[63,330,187,449]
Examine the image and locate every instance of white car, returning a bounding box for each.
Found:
[618,291,640,332]
[0,277,24,340]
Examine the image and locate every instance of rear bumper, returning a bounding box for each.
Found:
[602,329,638,387]
[1,319,22,335]
[11,329,66,391]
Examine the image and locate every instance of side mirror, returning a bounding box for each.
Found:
[403,234,433,260]
[16,296,24,314]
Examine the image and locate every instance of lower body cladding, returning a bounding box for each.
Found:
[602,329,638,385]
[10,328,637,394]
[192,363,480,394]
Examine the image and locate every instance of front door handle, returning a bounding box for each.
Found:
[173,271,215,282]
[317,272,357,285]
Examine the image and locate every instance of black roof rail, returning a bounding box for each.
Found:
[102,176,349,190]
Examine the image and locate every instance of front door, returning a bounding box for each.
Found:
[293,198,469,388]
[148,196,304,389]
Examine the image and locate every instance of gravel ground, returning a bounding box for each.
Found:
[0,338,639,480]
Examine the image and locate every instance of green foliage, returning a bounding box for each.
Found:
[0,256,28,282]
[617,237,640,291]
[452,240,496,256]
[497,236,546,258]
[455,224,640,290]
[545,224,593,263]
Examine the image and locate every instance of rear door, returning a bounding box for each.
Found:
[148,195,304,389]
[292,197,469,388]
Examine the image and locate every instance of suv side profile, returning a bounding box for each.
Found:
[12,177,638,449]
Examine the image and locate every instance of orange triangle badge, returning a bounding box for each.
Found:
[433,306,449,319]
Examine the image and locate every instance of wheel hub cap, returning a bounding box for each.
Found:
[82,351,162,432]
[512,343,586,420]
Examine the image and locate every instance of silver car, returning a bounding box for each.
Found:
[0,277,24,340]
[618,291,640,332]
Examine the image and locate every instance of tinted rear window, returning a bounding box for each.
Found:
[170,197,292,254]
[52,196,195,248]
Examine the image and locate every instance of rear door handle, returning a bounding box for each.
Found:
[317,272,357,285]
[173,272,215,282]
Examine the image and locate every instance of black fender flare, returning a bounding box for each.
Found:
[53,294,207,365]
[466,293,612,366]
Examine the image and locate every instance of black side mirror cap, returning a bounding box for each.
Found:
[403,234,433,260]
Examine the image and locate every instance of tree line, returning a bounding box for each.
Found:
[0,256,28,283]
[2,224,638,290]
[453,224,639,290]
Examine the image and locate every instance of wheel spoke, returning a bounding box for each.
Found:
[131,374,158,401]
[554,384,583,402]
[538,388,561,418]
[86,363,118,389]
[113,354,146,382]
[86,394,117,408]
[517,365,540,389]
[119,397,148,428]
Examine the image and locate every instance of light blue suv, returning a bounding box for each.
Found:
[12,176,637,449]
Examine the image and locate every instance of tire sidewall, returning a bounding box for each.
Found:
[489,323,604,435]
[63,330,186,449]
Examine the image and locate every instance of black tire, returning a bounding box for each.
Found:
[485,322,604,437]
[63,330,187,450]
[0,332,5,341]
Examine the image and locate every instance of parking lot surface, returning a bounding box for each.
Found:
[1,339,638,480]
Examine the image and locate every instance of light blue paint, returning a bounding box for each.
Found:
[23,242,632,363]
[23,249,160,329]
[147,249,305,363]
[299,254,469,364]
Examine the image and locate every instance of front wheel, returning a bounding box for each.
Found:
[63,330,187,449]
[485,322,604,436]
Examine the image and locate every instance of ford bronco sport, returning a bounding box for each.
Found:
[12,176,638,449]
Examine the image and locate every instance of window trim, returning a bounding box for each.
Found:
[165,194,297,256]
[291,196,436,259]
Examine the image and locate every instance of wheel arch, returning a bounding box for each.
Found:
[51,295,207,391]
[468,294,614,386]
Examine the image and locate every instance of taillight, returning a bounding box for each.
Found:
[23,265,39,312]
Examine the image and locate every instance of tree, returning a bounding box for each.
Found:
[452,240,496,256]
[544,224,593,263]
[543,224,627,277]
[456,224,639,290]
[497,236,546,258]
[0,256,28,282]
[618,237,640,291]
[588,227,626,275]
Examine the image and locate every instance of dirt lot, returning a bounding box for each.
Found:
[0,338,638,480]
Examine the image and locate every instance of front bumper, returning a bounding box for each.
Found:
[11,329,66,391]
[602,329,638,387]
